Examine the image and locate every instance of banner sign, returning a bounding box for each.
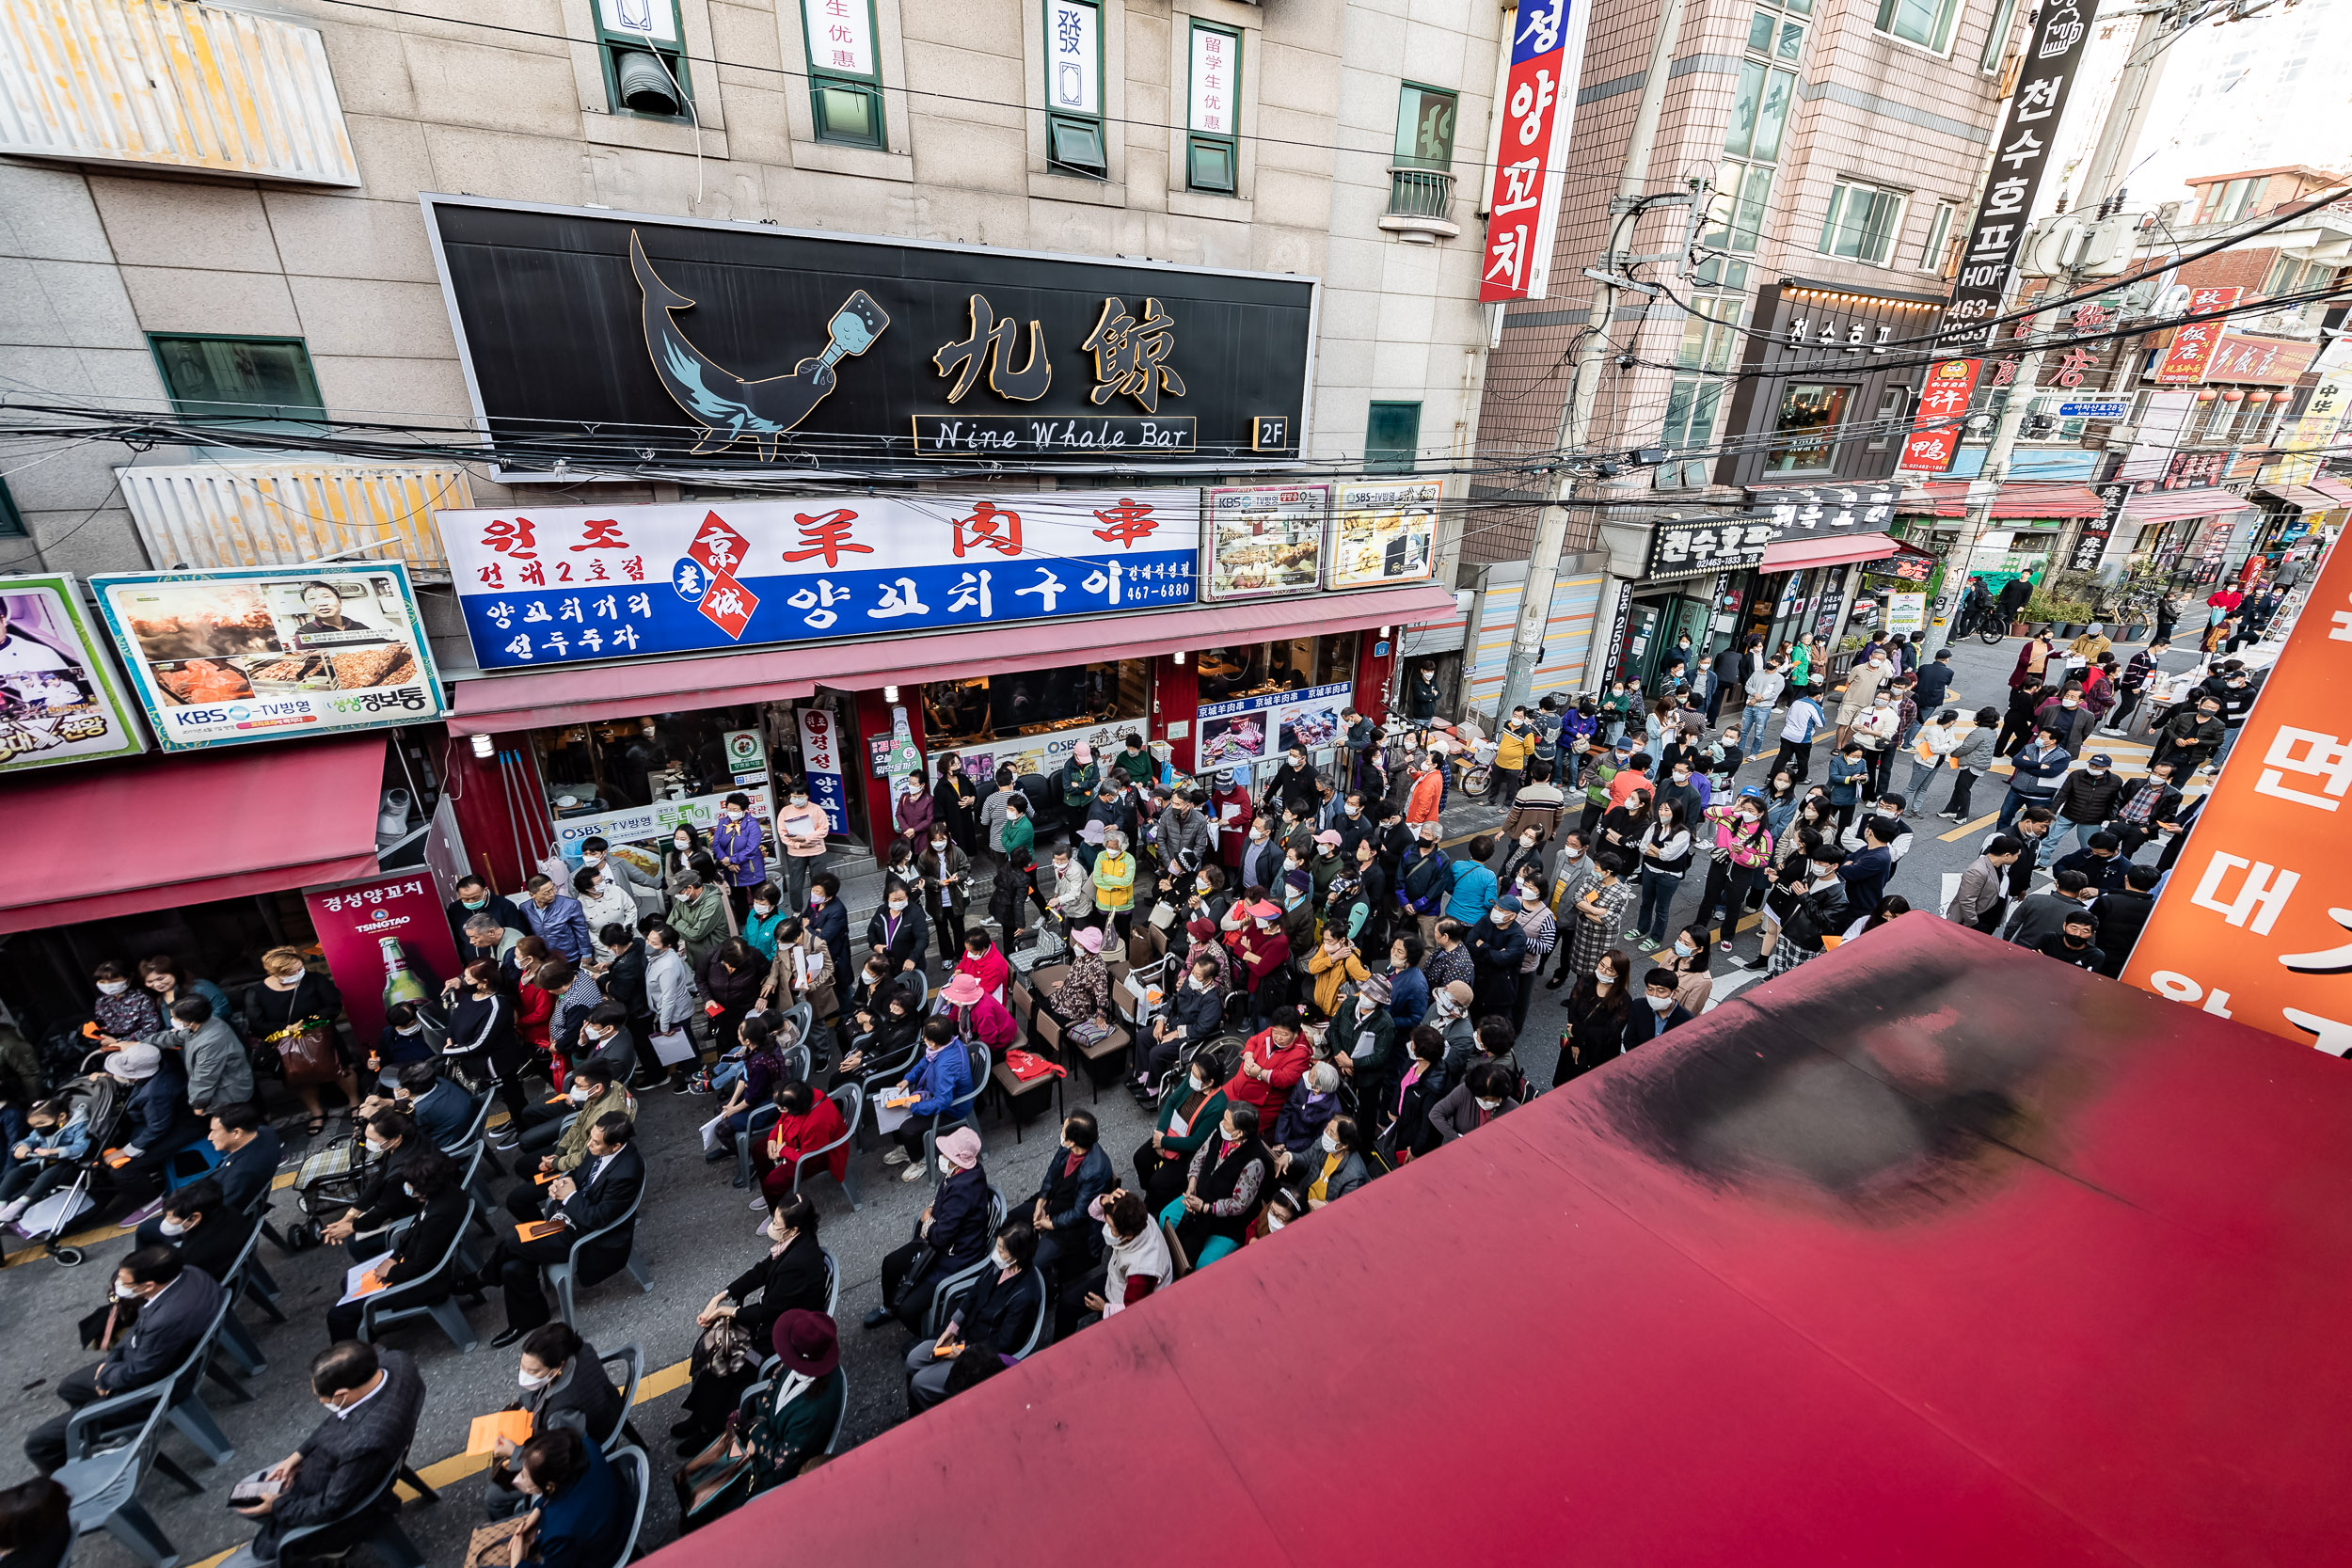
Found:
[1478,0,1592,303]
[1196,679,1353,772]
[304,871,463,1050]
[2124,530,2352,1053]
[1895,357,1983,473]
[549,784,774,866]
[0,573,148,774]
[2200,330,2320,387]
[796,705,850,832]
[422,198,1312,471]
[89,563,443,752]
[1200,485,1328,600]
[1749,484,1900,539]
[2152,287,2245,383]
[1934,0,2100,350]
[2266,360,2352,487]
[1644,515,1776,580]
[440,491,1200,669]
[1327,481,1439,590]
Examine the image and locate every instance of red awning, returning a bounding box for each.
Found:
[653,917,2352,1568]
[448,583,1458,736]
[1758,531,1899,572]
[2121,488,2254,525]
[2258,483,2341,511]
[0,736,387,936]
[1918,482,2110,518]
[2307,476,2352,507]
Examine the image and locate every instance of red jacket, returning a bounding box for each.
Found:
[955,945,1010,1002]
[763,1094,850,1189]
[1223,1027,1308,1122]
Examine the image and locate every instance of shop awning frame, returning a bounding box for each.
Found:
[2306,476,2352,508]
[1758,531,1901,573]
[2119,488,2255,526]
[0,736,388,937]
[2257,483,2341,511]
[1916,482,2110,519]
[446,582,1461,736]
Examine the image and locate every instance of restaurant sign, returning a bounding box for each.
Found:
[439,491,1201,669]
[0,573,149,774]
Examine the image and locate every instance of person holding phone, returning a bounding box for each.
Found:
[220,1341,423,1568]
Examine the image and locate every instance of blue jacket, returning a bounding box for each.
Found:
[1387,965,1430,1031]
[2008,743,2072,799]
[926,1164,993,1267]
[522,1437,628,1568]
[22,1107,93,1164]
[710,814,768,890]
[1827,754,1869,806]
[903,1042,973,1117]
[518,895,596,964]
[125,1060,202,1156]
[1442,861,1500,924]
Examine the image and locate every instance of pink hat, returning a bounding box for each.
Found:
[940,973,985,1006]
[1248,899,1281,921]
[936,1126,983,1170]
[1312,830,1343,847]
[1073,925,1104,953]
[1074,742,1093,763]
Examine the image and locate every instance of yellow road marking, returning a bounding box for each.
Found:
[1940,813,1997,842]
[389,1358,692,1500]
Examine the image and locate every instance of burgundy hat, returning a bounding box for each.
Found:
[771,1309,839,1377]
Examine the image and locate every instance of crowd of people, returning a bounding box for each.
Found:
[0,564,2292,1560]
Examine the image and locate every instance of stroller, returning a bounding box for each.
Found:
[5,1069,129,1269]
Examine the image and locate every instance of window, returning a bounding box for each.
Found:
[2263,254,2313,296]
[1699,2,1802,284]
[1366,402,1422,472]
[1819,182,1906,265]
[1919,200,1956,272]
[1186,22,1241,193]
[148,335,326,430]
[1767,383,1856,473]
[801,0,883,147]
[2201,177,2259,225]
[1979,0,2020,70]
[1864,385,1910,451]
[1393,83,1456,169]
[1656,292,1748,487]
[593,0,691,120]
[1043,0,1105,177]
[916,661,1151,748]
[1874,0,1963,53]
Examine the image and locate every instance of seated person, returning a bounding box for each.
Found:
[1132,1053,1230,1215]
[935,973,1017,1053]
[1161,1102,1271,1268]
[0,1096,94,1229]
[511,1060,634,1186]
[311,1111,429,1258]
[675,1196,828,1449]
[903,1220,1043,1415]
[133,1178,257,1284]
[675,1312,844,1530]
[203,1101,283,1216]
[1140,954,1225,1096]
[223,1340,425,1568]
[831,990,921,1093]
[510,1428,627,1568]
[755,1081,849,1204]
[1192,1184,1303,1269]
[705,1019,795,1158]
[88,1043,201,1221]
[1057,1187,1170,1339]
[463,1115,644,1347]
[368,999,443,1088]
[875,1021,973,1181]
[324,1150,468,1342]
[1268,1061,1341,1165]
[866,1127,990,1332]
[24,1245,223,1474]
[391,1063,477,1150]
[484,1323,623,1519]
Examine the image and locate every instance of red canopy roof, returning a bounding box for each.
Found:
[1919,481,2110,518]
[1759,530,1899,572]
[0,736,387,935]
[662,917,2352,1566]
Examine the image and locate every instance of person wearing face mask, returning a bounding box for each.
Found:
[1428,1060,1522,1144]
[572,865,642,958]
[1852,690,1902,798]
[1163,1102,1272,1267]
[88,958,163,1042]
[24,1245,221,1474]
[876,1019,975,1181]
[130,1177,252,1283]
[675,1197,831,1460]
[1696,789,1775,953]
[1763,846,1851,977]
[477,1322,626,1520]
[446,876,527,961]
[664,872,729,970]
[918,824,971,962]
[115,992,251,1120]
[2047,751,2124,856]
[1235,813,1285,902]
[1135,1049,1232,1210]
[1467,897,1529,1018]
[1998,721,2074,832]
[864,1123,992,1332]
[1268,1062,1343,1169]
[1626,967,1695,1046]
[1556,947,1632,1085]
[904,1219,1042,1414]
[309,1108,427,1253]
[2033,680,2100,756]
[81,1041,200,1221]
[1060,1187,1172,1336]
[1263,745,1320,824]
[864,878,930,983]
[1835,644,1896,750]
[320,1150,465,1342]
[662,823,719,890]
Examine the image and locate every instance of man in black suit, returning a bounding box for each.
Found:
[224,1340,425,1567]
[132,1179,257,1284]
[1625,970,1695,1047]
[2092,863,2161,979]
[25,1246,224,1472]
[465,1115,644,1347]
[204,1101,284,1215]
[391,1064,476,1150]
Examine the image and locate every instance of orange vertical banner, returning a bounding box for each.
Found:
[2122,529,2352,1052]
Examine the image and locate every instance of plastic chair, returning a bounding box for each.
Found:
[600,1446,652,1568]
[779,1001,814,1049]
[214,1218,279,1378]
[163,1138,224,1194]
[921,1042,991,1184]
[53,1386,199,1568]
[270,1446,431,1568]
[595,1343,644,1454]
[733,1102,782,1192]
[443,1087,496,1155]
[358,1199,485,1353]
[787,1085,863,1212]
[1008,1278,1050,1360]
[914,1188,1008,1337]
[67,1291,246,1471]
[850,1034,923,1152]
[821,1246,841,1317]
[543,1183,652,1327]
[457,1141,502,1237]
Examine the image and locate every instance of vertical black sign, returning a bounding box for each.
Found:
[1935,0,2099,350]
[1597,578,1636,692]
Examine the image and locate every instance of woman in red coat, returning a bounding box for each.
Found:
[1211,774,1255,871]
[757,1078,850,1201]
[952,930,1010,1005]
[937,973,1018,1053]
[1221,1007,1310,1129]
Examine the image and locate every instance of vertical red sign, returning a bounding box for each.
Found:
[1479,0,1586,304]
[1894,357,1983,474]
[305,872,463,1049]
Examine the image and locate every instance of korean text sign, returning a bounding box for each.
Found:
[1895,358,1982,474]
[2123,531,2352,1053]
[1479,0,1591,303]
[89,564,443,752]
[305,872,462,1048]
[0,573,149,774]
[439,491,1200,668]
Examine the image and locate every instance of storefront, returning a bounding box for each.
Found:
[1902,481,2112,594]
[2248,477,2352,575]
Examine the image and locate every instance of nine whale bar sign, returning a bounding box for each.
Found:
[422,197,1314,472]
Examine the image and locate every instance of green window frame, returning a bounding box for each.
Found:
[1044,0,1106,178]
[1185,21,1241,194]
[1874,0,1963,55]
[593,0,692,121]
[1393,82,1457,170]
[803,0,885,149]
[147,334,326,431]
[1366,401,1422,473]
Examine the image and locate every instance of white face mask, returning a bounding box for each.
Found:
[114,1280,141,1301]
[159,1217,190,1238]
[402,1182,420,1199]
[1520,832,1538,847]
[1319,1130,1339,1153]
[1563,847,1582,862]
[993,1247,1015,1270]
[675,837,691,850]
[582,852,603,865]
[1474,1098,1502,1113]
[1647,994,1675,1013]
[724,809,744,820]
[1595,975,1614,991]
[937,1155,956,1176]
[363,1137,387,1156]
[568,1085,592,1103]
[518,1368,555,1390]
[888,899,907,913]
[1673,940,1695,957]
[97,979,128,995]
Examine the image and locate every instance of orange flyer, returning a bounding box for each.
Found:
[465,1411,536,1455]
[516,1220,566,1243]
[2123,530,2352,1053]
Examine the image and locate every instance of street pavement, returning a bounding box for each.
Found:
[0,627,2226,1568]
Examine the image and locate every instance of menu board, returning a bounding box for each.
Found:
[1201,485,1329,600]
[1327,481,1438,589]
[0,573,149,774]
[90,563,443,752]
[1196,679,1352,774]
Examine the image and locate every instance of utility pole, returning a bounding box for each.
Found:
[1494,0,1697,721]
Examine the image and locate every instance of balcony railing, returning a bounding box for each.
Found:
[1378,166,1460,242]
[116,462,471,578]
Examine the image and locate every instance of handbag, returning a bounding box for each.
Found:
[673,1428,753,1525]
[463,1516,532,1568]
[276,1025,342,1087]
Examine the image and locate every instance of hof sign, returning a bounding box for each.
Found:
[1645,515,1776,581]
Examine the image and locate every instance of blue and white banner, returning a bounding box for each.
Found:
[439,489,1201,669]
